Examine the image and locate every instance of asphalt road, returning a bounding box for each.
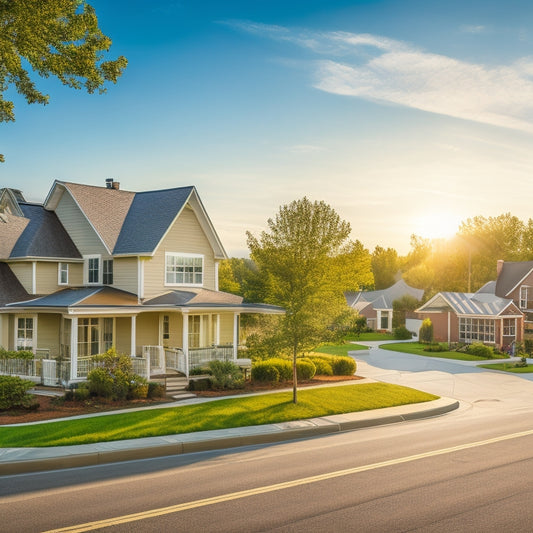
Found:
[3,345,533,532]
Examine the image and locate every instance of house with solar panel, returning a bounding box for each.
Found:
[0,180,282,385]
[415,260,526,350]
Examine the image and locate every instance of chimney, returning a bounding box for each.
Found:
[105,178,120,190]
[497,259,504,277]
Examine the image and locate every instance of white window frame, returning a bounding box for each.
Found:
[58,262,69,285]
[77,317,115,356]
[165,252,204,287]
[14,315,37,352]
[520,286,528,310]
[84,255,101,285]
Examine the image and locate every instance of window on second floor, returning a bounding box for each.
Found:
[165,253,203,286]
[103,259,113,285]
[520,286,529,310]
[58,263,69,285]
[85,255,100,284]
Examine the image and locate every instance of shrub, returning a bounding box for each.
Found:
[189,366,211,376]
[423,343,446,352]
[147,382,165,398]
[251,361,280,383]
[393,326,412,340]
[0,348,34,360]
[0,375,35,410]
[87,367,114,398]
[187,377,212,391]
[128,376,149,399]
[86,348,146,400]
[267,358,293,381]
[296,359,316,380]
[64,383,91,401]
[419,318,434,344]
[207,360,244,390]
[466,342,494,359]
[304,356,333,376]
[331,356,357,376]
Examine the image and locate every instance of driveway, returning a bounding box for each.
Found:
[352,340,533,409]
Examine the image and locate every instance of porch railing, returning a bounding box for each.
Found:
[77,356,149,379]
[189,344,234,368]
[0,358,41,383]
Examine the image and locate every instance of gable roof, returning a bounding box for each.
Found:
[113,186,194,254]
[45,181,227,259]
[495,261,533,297]
[10,203,81,259]
[417,291,521,317]
[0,188,25,217]
[345,279,424,311]
[0,210,29,259]
[0,263,30,305]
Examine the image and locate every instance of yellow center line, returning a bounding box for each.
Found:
[45,427,533,532]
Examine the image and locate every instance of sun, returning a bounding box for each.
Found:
[412,212,463,240]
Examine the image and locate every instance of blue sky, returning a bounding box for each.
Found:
[3,0,533,256]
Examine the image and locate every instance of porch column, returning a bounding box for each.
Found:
[182,312,189,372]
[70,316,78,381]
[233,313,239,360]
[131,315,137,357]
[215,314,220,345]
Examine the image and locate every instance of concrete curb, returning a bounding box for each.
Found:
[0,397,459,476]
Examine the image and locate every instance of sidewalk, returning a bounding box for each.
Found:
[0,392,458,475]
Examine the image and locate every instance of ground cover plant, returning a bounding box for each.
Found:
[314,343,366,356]
[380,342,508,361]
[479,363,533,373]
[0,383,438,447]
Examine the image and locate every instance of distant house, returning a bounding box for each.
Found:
[345,279,424,332]
[0,181,282,385]
[415,260,530,349]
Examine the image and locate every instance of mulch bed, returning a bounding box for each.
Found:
[0,375,363,426]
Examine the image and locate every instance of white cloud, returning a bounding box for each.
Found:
[230,21,533,134]
[460,25,487,34]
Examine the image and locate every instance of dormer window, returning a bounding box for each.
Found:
[165,253,203,286]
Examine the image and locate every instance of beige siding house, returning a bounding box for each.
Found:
[0,181,282,385]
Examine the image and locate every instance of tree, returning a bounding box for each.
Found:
[371,246,399,289]
[247,197,353,403]
[0,0,127,160]
[392,294,420,329]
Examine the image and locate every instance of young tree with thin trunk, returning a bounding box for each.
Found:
[247,197,355,403]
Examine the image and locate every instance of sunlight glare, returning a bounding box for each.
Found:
[412,212,463,240]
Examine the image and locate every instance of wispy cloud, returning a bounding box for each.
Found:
[460,24,487,34]
[228,21,533,134]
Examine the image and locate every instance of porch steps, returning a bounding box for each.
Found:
[153,374,196,401]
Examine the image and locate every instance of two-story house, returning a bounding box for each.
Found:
[0,180,282,383]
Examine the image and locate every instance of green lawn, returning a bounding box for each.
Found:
[315,343,368,356]
[345,332,396,342]
[380,342,506,361]
[0,384,438,447]
[479,363,533,373]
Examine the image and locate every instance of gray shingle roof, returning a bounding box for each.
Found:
[345,279,424,311]
[495,261,533,297]
[0,263,30,305]
[7,287,139,308]
[144,288,243,306]
[113,187,194,254]
[10,203,81,259]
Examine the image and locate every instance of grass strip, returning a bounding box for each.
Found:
[380,342,504,361]
[0,383,437,448]
[479,363,533,373]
